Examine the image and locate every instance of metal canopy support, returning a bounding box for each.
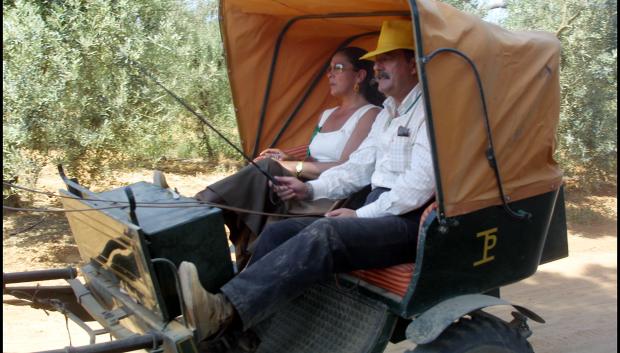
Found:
[252,11,410,157]
[409,0,448,229]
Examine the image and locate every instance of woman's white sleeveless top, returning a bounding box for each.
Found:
[308,104,377,162]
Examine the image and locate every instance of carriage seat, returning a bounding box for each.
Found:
[348,263,415,298]
[282,144,437,299]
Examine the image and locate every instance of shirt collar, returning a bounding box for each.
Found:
[383,84,422,119]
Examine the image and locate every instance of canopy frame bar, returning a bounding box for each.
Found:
[424,48,531,221]
[252,11,410,157]
[409,0,450,228]
[410,0,530,227]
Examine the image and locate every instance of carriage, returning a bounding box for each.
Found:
[3,0,568,352]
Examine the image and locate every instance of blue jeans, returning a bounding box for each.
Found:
[220,188,428,329]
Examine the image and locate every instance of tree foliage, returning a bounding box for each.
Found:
[3,0,616,194]
[3,0,238,186]
[502,0,617,189]
[441,0,489,16]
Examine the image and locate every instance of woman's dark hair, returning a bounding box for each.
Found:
[336,46,385,106]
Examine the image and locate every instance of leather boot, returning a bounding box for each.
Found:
[178,261,234,342]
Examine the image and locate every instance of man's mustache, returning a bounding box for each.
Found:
[373,70,390,81]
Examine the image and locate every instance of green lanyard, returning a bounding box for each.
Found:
[386,92,422,130]
[306,125,322,157]
[403,92,422,116]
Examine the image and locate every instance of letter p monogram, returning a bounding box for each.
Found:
[473,228,498,267]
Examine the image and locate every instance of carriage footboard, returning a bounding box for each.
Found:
[253,282,397,353]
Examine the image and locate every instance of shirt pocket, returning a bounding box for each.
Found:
[387,134,413,173]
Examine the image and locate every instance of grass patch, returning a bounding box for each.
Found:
[564,186,617,227]
[566,204,611,226]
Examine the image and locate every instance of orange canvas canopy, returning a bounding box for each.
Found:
[219,0,563,217]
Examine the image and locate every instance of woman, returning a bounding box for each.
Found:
[195,47,384,269]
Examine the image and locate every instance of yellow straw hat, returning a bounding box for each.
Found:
[360,20,415,60]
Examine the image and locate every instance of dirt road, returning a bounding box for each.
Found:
[3,166,617,352]
[4,227,616,353]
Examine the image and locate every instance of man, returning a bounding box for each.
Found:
[178,19,435,341]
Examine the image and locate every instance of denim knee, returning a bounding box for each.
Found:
[252,218,309,261]
[300,218,340,246]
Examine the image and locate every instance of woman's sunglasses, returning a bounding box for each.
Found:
[326,63,354,75]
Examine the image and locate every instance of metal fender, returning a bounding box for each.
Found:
[406,294,545,344]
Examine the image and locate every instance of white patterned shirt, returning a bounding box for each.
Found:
[308,84,435,218]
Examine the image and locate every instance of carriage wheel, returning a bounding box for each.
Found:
[408,313,534,353]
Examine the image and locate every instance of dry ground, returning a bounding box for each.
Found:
[3,163,617,353]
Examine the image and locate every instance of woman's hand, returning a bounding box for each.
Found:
[270,176,309,201]
[254,148,293,162]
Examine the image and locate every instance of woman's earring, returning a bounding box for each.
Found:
[354,82,360,94]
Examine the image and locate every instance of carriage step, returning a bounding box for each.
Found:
[254,282,393,353]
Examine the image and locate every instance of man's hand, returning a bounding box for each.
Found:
[271,176,309,201]
[325,208,357,218]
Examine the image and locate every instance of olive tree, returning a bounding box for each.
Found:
[502,0,617,190]
[3,0,237,190]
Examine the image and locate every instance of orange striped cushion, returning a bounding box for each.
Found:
[350,263,415,297]
[347,202,435,298]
